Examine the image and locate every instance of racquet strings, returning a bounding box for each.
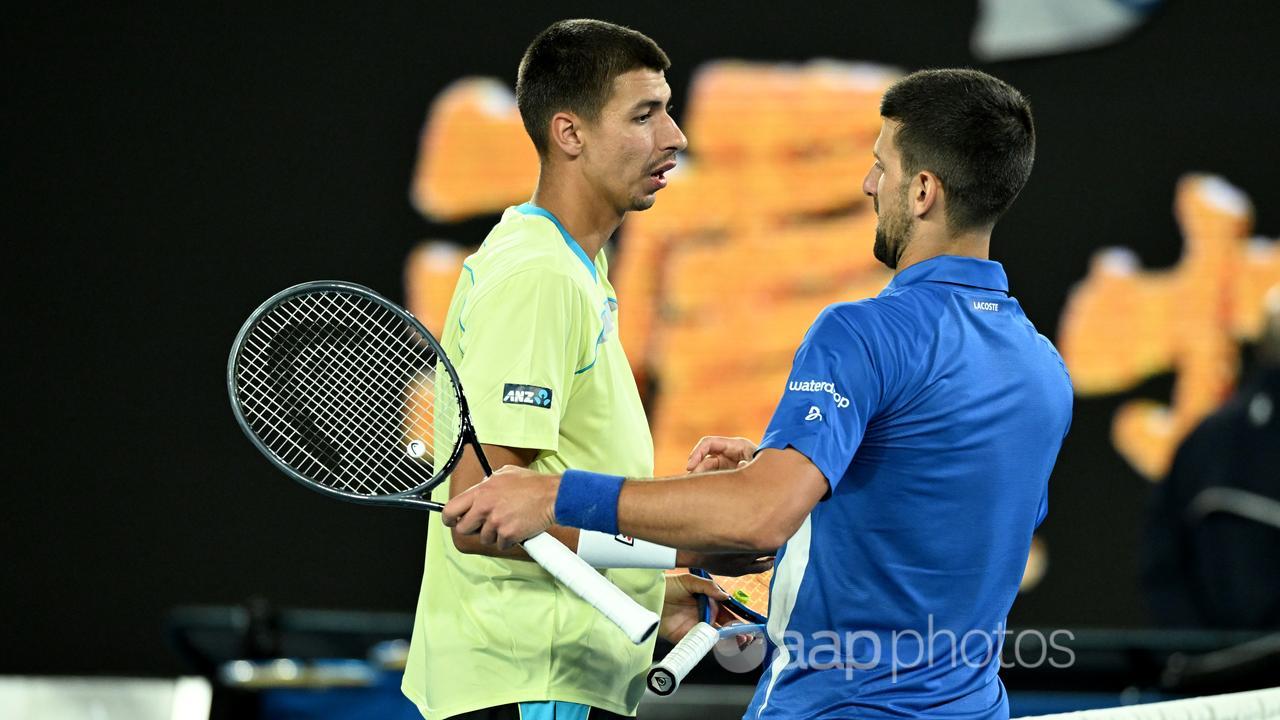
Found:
[233,288,464,497]
[707,569,771,622]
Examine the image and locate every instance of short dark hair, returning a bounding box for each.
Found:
[880,68,1035,230]
[516,19,670,156]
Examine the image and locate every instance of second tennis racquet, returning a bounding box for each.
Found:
[647,567,771,695]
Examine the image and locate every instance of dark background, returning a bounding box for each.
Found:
[6,1,1278,675]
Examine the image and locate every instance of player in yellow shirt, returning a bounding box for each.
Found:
[402,19,769,720]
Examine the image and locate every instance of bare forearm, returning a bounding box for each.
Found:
[613,451,826,553]
[452,523,579,559]
[618,470,773,552]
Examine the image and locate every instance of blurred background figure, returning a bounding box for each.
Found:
[1142,287,1280,629]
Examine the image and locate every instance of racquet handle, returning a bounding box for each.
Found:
[521,532,659,644]
[646,621,719,696]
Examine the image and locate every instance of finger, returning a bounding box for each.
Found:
[492,464,519,476]
[679,573,730,601]
[691,455,732,474]
[441,493,475,528]
[686,436,728,470]
[454,509,487,536]
[712,602,742,628]
[686,441,708,471]
[451,499,488,536]
[480,522,499,547]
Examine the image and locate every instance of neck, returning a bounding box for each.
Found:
[530,164,625,260]
[894,224,993,274]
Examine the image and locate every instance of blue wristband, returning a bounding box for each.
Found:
[555,469,625,535]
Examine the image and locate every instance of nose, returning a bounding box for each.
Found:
[862,164,881,198]
[665,115,688,154]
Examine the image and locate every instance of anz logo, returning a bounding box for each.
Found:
[502,383,553,409]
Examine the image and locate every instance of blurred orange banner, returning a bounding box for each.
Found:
[1059,175,1279,480]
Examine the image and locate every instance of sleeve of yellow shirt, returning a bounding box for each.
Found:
[455,268,590,453]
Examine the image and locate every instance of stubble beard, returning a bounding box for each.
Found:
[872,188,913,270]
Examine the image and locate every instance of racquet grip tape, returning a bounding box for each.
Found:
[521,532,659,644]
[647,622,719,696]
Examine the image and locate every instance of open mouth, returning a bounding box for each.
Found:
[649,160,677,188]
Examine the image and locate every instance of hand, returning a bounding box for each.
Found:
[686,436,758,473]
[660,572,745,644]
[442,465,558,550]
[677,550,775,577]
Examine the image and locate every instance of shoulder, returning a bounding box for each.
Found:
[801,301,895,372]
[474,209,569,274]
[1036,333,1071,379]
[809,297,908,346]
[465,211,591,306]
[465,265,589,313]
[1018,315,1074,397]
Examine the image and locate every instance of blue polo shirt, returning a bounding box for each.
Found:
[746,256,1072,720]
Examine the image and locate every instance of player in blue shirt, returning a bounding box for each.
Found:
[444,68,1073,720]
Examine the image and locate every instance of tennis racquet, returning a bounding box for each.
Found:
[227,280,659,644]
[647,567,770,695]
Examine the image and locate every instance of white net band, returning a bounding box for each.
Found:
[1016,687,1280,720]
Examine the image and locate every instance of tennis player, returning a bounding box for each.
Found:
[402,19,766,720]
[444,68,1074,720]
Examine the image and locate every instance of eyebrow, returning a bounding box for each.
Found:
[872,149,882,161]
[629,99,664,113]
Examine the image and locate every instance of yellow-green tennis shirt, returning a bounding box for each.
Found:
[402,203,660,719]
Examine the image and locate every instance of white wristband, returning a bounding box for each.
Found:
[576,531,677,569]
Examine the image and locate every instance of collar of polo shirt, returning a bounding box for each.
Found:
[884,254,1010,294]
